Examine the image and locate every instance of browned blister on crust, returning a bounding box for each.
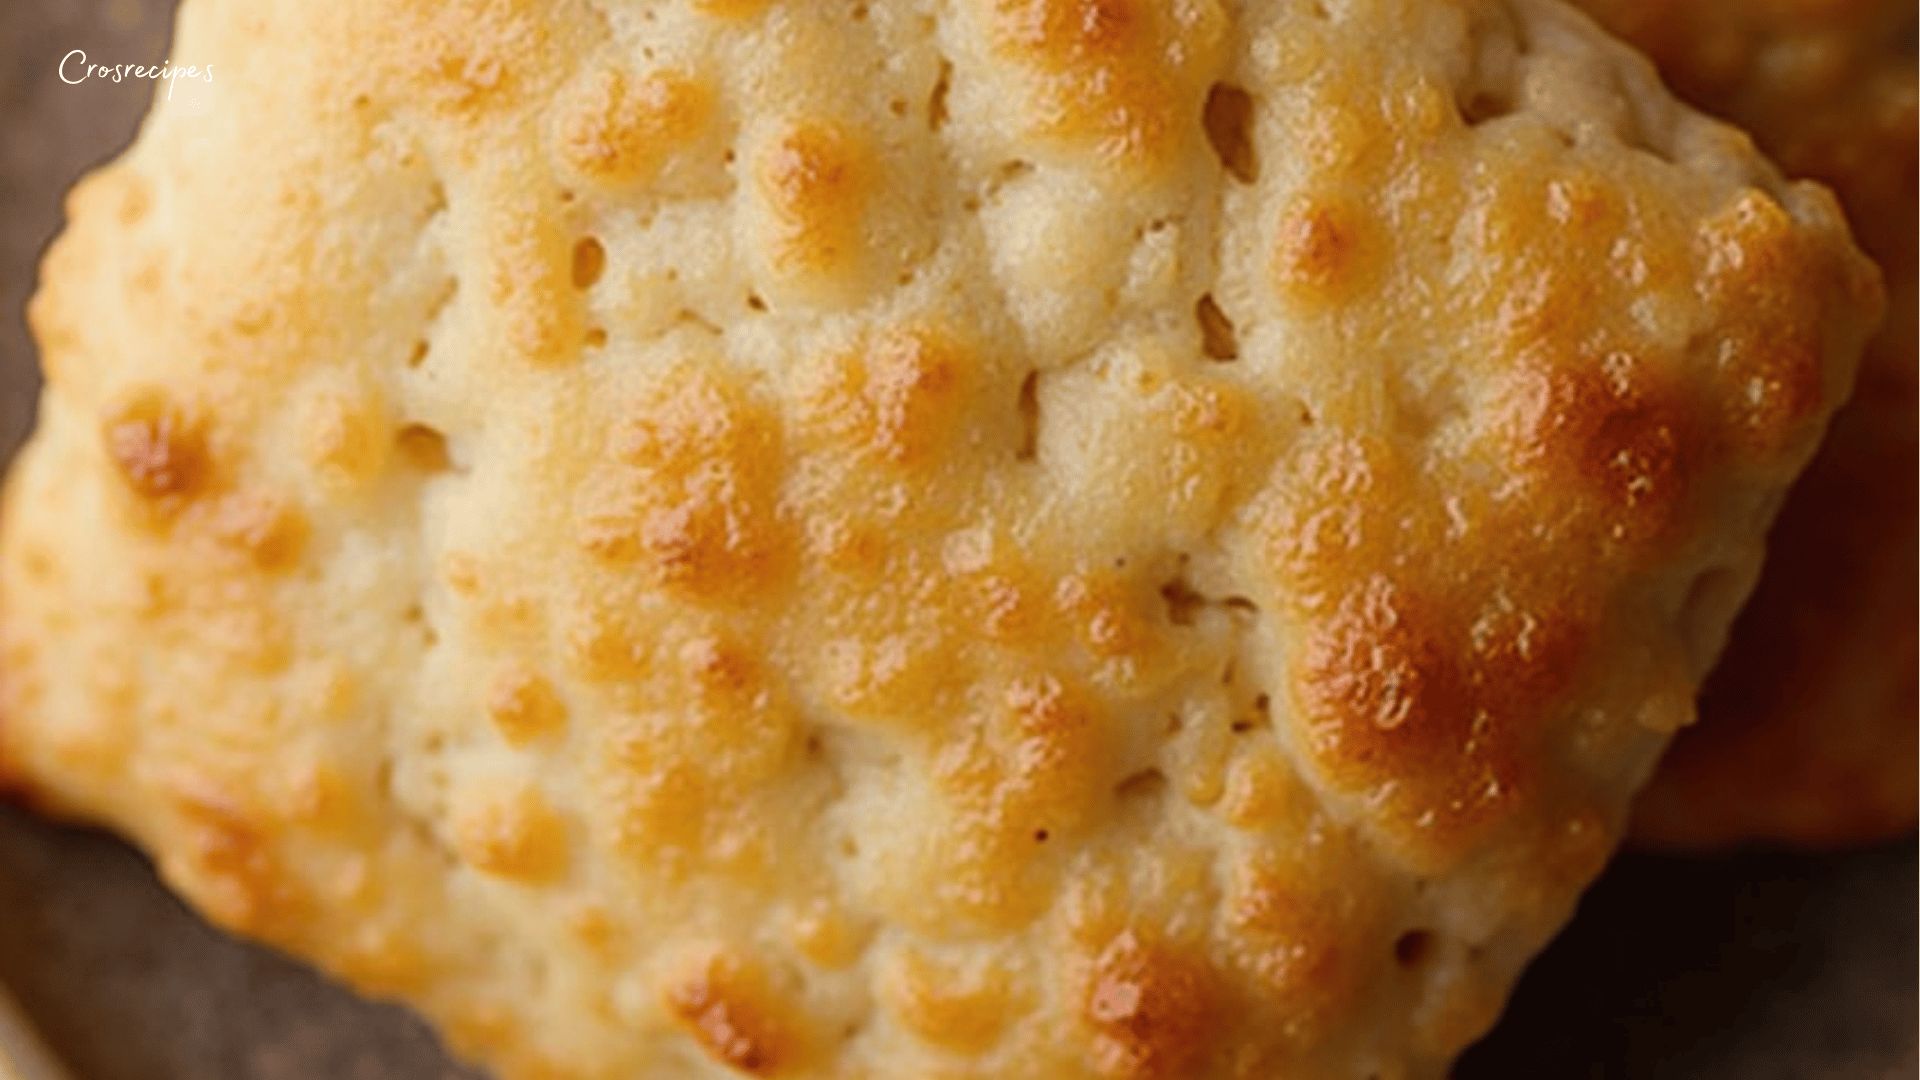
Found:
[0,1,1880,1077]
[1572,0,1919,849]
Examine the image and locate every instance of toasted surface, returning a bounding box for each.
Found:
[0,1,1879,1078]
[1575,0,1919,849]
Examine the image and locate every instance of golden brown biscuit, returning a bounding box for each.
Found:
[0,1,1880,1077]
[1574,0,1919,849]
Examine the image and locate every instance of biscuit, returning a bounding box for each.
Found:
[1575,0,1919,848]
[0,1,1879,1077]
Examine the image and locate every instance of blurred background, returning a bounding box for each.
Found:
[0,2,1912,1078]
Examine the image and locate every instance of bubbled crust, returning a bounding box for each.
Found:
[1571,0,1919,849]
[0,1,1879,1078]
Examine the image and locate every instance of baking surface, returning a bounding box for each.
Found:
[0,2,1911,1078]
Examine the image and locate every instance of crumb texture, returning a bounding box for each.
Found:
[0,1,1879,1078]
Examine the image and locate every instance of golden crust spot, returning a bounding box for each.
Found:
[279,759,356,832]
[1260,434,1392,599]
[172,816,273,930]
[989,0,1226,164]
[604,751,711,865]
[334,930,433,999]
[666,955,792,1075]
[1054,572,1156,664]
[681,635,761,701]
[452,782,569,881]
[210,491,308,571]
[487,209,585,366]
[103,391,210,507]
[302,392,388,483]
[1495,349,1695,547]
[1078,929,1215,1079]
[598,678,794,877]
[787,900,867,970]
[1226,852,1378,1045]
[576,367,786,597]
[801,326,967,465]
[1697,189,1878,454]
[970,571,1042,642]
[1219,744,1309,831]
[997,0,1147,59]
[1544,173,1614,230]
[995,674,1103,822]
[1257,422,1618,862]
[566,903,621,957]
[563,603,653,684]
[917,674,1109,927]
[883,947,1019,1052]
[1288,572,1588,849]
[692,0,772,17]
[396,0,553,113]
[1272,197,1367,300]
[161,779,299,935]
[552,67,711,185]
[757,120,869,283]
[486,669,568,745]
[1294,574,1452,740]
[938,673,1105,830]
[820,628,937,720]
[1162,378,1244,442]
